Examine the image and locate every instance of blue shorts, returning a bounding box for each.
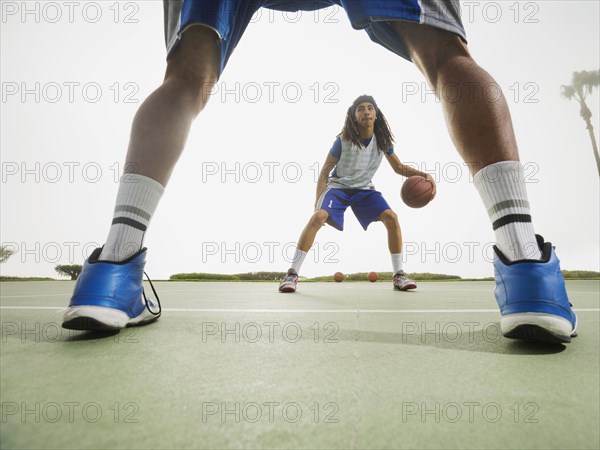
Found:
[164,0,466,73]
[316,187,391,231]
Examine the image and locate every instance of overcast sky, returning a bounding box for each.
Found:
[1,0,599,280]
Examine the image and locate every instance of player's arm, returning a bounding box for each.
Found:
[385,152,437,198]
[315,153,338,209]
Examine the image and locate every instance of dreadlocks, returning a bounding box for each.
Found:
[339,95,395,153]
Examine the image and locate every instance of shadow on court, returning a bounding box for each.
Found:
[332,329,567,355]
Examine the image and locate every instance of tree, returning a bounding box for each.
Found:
[55,264,82,280]
[0,245,16,263]
[561,69,600,176]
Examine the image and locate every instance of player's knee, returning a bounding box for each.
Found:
[408,35,471,88]
[310,210,329,228]
[424,47,472,88]
[380,210,398,227]
[165,68,218,116]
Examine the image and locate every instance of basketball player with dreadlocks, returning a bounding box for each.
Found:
[279,95,434,293]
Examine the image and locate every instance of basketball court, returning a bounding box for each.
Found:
[1,280,598,449]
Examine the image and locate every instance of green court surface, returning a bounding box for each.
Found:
[1,280,599,450]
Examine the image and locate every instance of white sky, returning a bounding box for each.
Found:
[1,0,599,280]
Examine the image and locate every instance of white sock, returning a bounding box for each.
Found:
[391,253,403,273]
[474,161,541,261]
[99,174,164,262]
[290,248,308,273]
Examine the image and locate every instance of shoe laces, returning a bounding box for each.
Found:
[142,271,162,316]
[284,271,298,282]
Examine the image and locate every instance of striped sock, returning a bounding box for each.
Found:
[290,248,308,274]
[474,161,541,261]
[391,253,403,273]
[99,174,164,262]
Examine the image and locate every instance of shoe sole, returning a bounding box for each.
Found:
[279,286,296,293]
[394,283,417,291]
[62,306,160,331]
[501,313,576,344]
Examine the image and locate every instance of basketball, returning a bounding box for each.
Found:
[401,176,435,208]
[334,272,344,282]
[368,271,378,282]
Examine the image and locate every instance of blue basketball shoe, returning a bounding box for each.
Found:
[494,235,577,344]
[62,247,161,331]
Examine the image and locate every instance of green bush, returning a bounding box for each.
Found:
[562,270,600,279]
[170,273,239,281]
[170,272,288,281]
[307,272,461,281]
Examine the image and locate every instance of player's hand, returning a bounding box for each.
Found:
[424,174,437,200]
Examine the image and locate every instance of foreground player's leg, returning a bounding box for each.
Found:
[100,26,220,261]
[392,22,576,343]
[392,22,541,258]
[279,210,330,293]
[63,27,221,330]
[379,210,416,291]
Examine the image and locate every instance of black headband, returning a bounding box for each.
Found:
[351,95,377,116]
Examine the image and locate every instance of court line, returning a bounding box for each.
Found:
[1,306,598,313]
[1,289,597,299]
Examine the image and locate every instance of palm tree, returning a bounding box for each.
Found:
[0,245,15,263]
[561,70,600,176]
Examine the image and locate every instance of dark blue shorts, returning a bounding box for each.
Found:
[316,187,391,231]
[164,0,466,73]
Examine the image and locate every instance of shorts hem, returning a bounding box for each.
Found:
[327,217,344,231]
[367,19,467,62]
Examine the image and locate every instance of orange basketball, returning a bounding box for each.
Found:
[401,176,435,208]
[368,271,378,282]
[334,272,344,282]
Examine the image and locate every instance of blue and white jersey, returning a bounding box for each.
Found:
[328,136,394,190]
